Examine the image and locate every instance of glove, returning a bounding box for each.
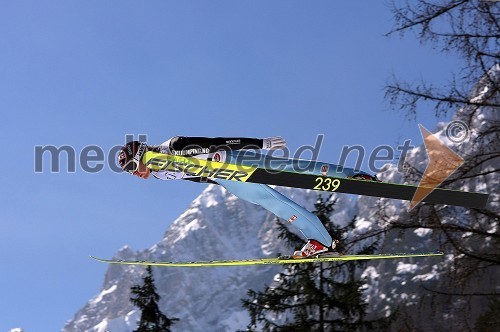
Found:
[262,136,287,150]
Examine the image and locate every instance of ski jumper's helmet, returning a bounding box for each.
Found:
[118,141,148,174]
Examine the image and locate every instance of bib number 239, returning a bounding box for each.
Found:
[313,177,341,191]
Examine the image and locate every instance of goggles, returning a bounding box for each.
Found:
[122,143,147,174]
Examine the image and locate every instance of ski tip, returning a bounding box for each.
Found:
[90,255,107,262]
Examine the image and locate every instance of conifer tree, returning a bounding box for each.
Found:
[130,266,178,332]
[242,194,392,331]
[384,1,499,328]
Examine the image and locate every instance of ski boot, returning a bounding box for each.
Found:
[348,173,381,182]
[292,239,341,259]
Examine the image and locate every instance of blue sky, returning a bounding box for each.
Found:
[0,1,461,331]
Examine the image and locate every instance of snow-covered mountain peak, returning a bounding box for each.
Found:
[65,182,338,331]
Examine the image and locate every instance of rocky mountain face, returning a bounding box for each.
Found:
[64,185,355,332]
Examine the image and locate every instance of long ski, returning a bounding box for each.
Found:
[143,152,490,209]
[91,251,444,267]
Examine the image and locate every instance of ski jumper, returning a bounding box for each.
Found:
[148,136,371,247]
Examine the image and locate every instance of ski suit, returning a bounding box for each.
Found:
[148,136,370,247]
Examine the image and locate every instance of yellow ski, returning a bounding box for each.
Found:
[91,251,444,267]
[142,152,489,209]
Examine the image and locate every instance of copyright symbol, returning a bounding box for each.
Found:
[446,120,469,143]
